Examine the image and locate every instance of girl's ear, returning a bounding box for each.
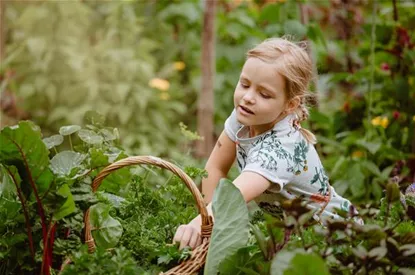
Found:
[286,96,301,114]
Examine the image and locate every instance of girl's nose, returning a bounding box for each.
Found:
[242,89,255,104]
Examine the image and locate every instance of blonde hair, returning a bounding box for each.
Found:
[246,37,317,144]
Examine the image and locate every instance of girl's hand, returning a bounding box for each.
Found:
[173,223,202,250]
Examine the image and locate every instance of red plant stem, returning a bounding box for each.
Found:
[41,221,57,275]
[64,228,70,238]
[4,166,35,260]
[9,139,49,272]
[49,224,57,271]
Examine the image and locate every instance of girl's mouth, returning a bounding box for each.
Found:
[239,105,255,115]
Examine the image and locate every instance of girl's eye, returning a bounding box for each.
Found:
[260,93,271,99]
[240,82,249,88]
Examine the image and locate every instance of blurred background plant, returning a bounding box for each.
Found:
[1,0,414,202]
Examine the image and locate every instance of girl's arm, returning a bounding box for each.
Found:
[174,171,271,249]
[201,130,236,204]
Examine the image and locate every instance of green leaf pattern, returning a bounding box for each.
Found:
[247,130,293,172]
[310,167,330,195]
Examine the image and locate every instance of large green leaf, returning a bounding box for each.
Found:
[53,183,76,220]
[204,179,250,275]
[90,203,123,249]
[271,249,330,275]
[0,121,52,194]
[50,151,86,177]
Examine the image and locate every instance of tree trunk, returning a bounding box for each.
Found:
[196,0,216,158]
[0,0,5,62]
[299,3,318,108]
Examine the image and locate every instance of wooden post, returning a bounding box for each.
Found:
[196,0,216,158]
[0,0,5,63]
[298,2,318,107]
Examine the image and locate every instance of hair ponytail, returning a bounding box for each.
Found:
[299,128,316,144]
[296,103,317,144]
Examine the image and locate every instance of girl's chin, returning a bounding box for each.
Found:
[236,115,252,126]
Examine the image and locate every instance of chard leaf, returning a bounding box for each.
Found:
[53,183,76,220]
[1,165,19,197]
[0,121,52,195]
[59,125,81,136]
[50,151,86,177]
[43,134,64,149]
[78,129,103,145]
[204,178,249,275]
[0,165,22,220]
[90,203,123,249]
[271,249,329,275]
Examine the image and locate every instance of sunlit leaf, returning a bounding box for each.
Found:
[0,121,52,196]
[50,151,86,177]
[43,134,64,149]
[59,125,81,136]
[78,129,104,145]
[204,179,249,275]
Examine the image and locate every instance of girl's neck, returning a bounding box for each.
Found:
[248,113,288,137]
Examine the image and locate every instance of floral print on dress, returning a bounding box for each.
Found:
[289,140,309,175]
[247,131,292,171]
[236,142,248,171]
[310,167,330,195]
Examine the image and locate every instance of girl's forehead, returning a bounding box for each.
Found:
[241,58,285,90]
[242,58,281,75]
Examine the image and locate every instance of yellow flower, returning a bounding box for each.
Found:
[352,151,364,158]
[371,116,389,128]
[149,78,170,91]
[380,117,389,128]
[173,61,186,71]
[371,116,382,126]
[159,92,170,101]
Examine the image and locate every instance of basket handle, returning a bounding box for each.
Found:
[84,156,213,253]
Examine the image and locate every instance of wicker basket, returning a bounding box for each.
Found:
[84,156,214,275]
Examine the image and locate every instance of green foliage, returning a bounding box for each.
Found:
[2,1,415,274]
[4,1,188,157]
[0,115,201,273]
[113,171,198,271]
[204,178,250,275]
[60,246,143,275]
[271,249,330,275]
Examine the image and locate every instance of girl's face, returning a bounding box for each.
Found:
[234,58,292,136]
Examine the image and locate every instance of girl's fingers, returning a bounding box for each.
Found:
[188,230,200,249]
[173,225,185,244]
[196,235,202,248]
[180,227,193,250]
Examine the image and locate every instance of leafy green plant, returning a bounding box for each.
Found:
[0,114,202,274]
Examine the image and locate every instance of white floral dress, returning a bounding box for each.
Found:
[224,109,356,221]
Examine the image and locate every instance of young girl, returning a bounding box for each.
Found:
[174,38,359,250]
